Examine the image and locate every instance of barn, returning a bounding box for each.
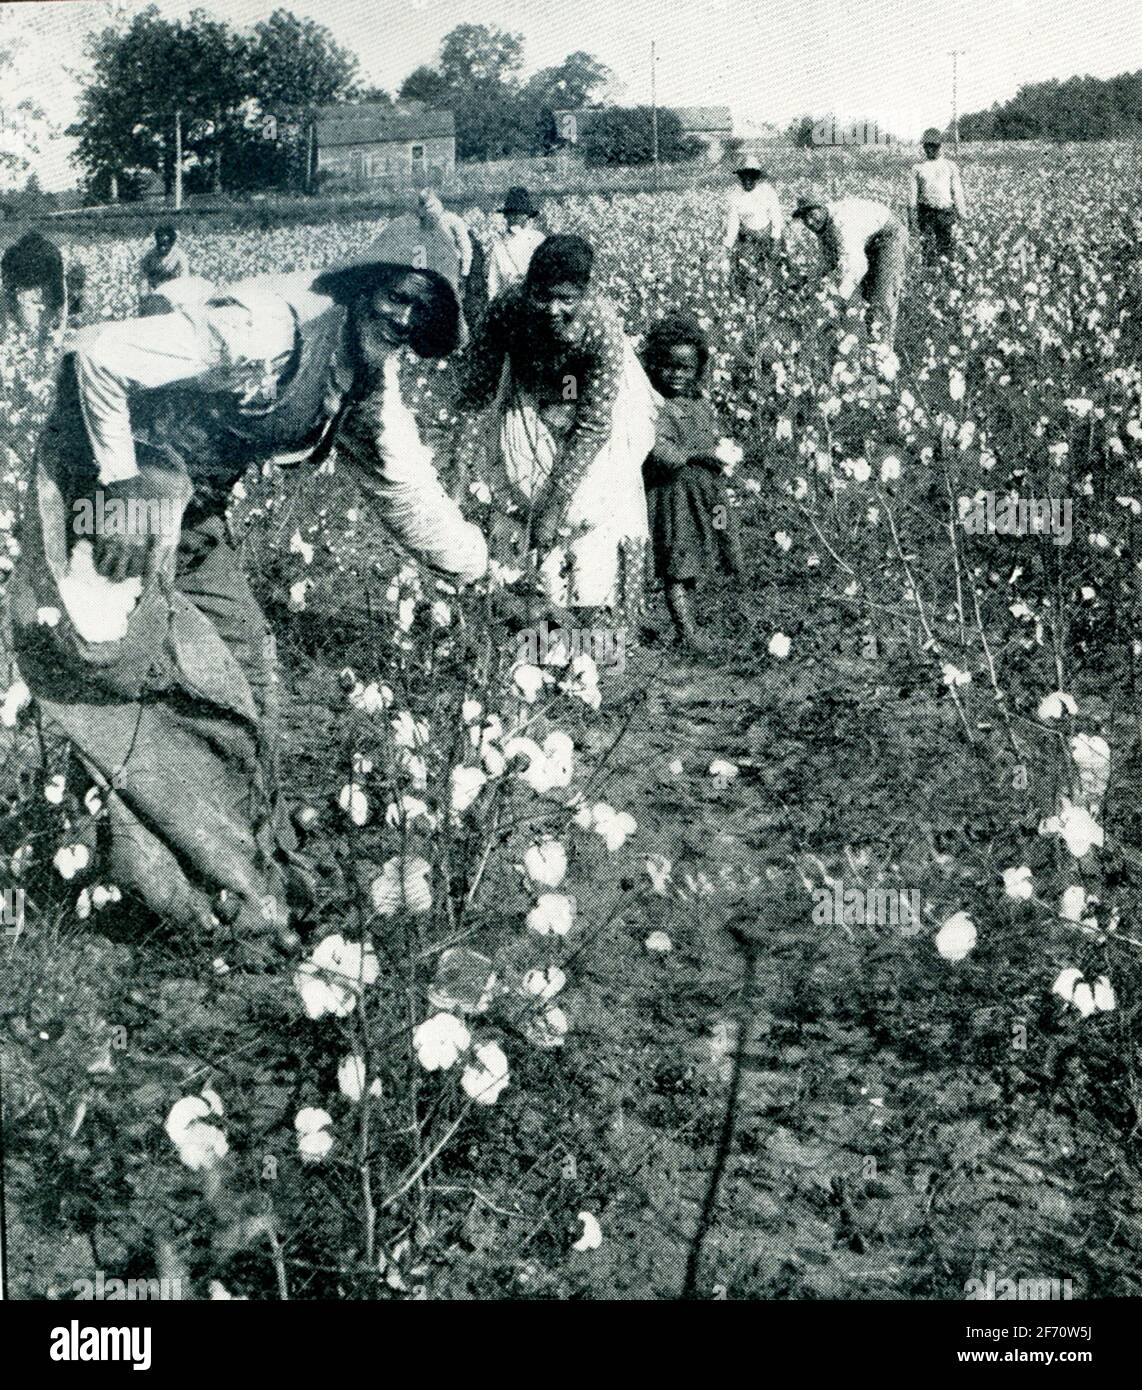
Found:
[314,104,456,186]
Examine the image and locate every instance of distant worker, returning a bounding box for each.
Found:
[485,186,545,302]
[139,224,189,305]
[792,195,909,345]
[417,189,483,326]
[911,128,967,264]
[1,230,66,341]
[65,260,87,323]
[723,159,784,291]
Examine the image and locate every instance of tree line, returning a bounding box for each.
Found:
[959,70,1142,142]
[60,9,701,202]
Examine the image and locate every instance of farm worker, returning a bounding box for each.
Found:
[910,128,967,264]
[792,195,909,345]
[458,233,655,620]
[138,223,190,306]
[10,213,487,954]
[723,160,785,291]
[485,186,545,302]
[416,189,483,330]
[1,230,67,342]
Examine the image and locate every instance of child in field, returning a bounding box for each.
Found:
[642,314,743,654]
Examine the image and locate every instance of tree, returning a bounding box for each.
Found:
[248,8,359,189]
[397,65,452,108]
[579,106,700,167]
[522,51,612,154]
[437,23,523,87]
[0,43,52,192]
[960,68,1142,142]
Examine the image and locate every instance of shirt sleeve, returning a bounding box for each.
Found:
[952,163,967,217]
[723,189,740,248]
[173,246,190,278]
[72,312,218,483]
[333,355,487,583]
[540,304,625,517]
[831,213,868,299]
[456,292,512,409]
[449,216,473,277]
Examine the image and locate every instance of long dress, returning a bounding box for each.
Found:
[458,285,655,613]
[643,393,743,584]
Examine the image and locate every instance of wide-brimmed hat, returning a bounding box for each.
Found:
[922,127,944,145]
[791,195,828,220]
[312,212,462,357]
[499,186,540,217]
[735,159,765,176]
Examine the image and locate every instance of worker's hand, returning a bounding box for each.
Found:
[91,473,176,583]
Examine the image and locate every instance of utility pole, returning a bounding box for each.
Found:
[173,108,183,211]
[650,40,659,191]
[948,50,966,153]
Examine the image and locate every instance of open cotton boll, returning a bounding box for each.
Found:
[57,540,143,644]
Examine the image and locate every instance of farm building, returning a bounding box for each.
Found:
[552,105,735,161]
[314,104,456,186]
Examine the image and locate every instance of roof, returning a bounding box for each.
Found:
[315,104,455,147]
[672,106,733,133]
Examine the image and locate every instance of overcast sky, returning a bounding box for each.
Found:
[2,0,1140,189]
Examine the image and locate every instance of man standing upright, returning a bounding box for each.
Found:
[911,128,967,265]
[723,160,784,292]
[485,187,545,302]
[792,195,909,345]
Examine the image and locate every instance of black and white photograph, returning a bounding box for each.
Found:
[0,0,1138,1344]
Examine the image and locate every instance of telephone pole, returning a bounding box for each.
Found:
[173,108,183,211]
[650,40,659,191]
[948,50,967,153]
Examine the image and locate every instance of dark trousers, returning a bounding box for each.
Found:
[917,205,957,264]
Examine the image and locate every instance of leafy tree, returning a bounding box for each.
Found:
[437,23,524,87]
[579,106,700,167]
[0,43,51,191]
[397,66,453,108]
[960,69,1142,142]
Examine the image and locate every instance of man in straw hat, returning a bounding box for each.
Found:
[723,158,785,292]
[910,128,967,265]
[792,193,909,345]
[10,213,487,954]
[485,185,546,301]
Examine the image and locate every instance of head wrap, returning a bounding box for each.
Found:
[524,234,594,292]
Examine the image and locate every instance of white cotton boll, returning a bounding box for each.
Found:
[53,844,90,880]
[1001,866,1034,901]
[55,540,143,644]
[513,664,546,703]
[414,1012,471,1070]
[527,893,575,937]
[645,930,673,953]
[948,368,966,401]
[338,783,369,826]
[523,840,567,888]
[1038,798,1103,858]
[709,759,739,780]
[1060,886,1087,922]
[768,632,791,658]
[44,774,66,805]
[572,1211,603,1252]
[0,678,30,728]
[1038,691,1078,721]
[338,1055,368,1101]
[522,966,566,1001]
[450,764,487,814]
[1070,733,1111,802]
[1069,981,1097,1018]
[461,1040,509,1104]
[1092,976,1116,1012]
[936,911,976,962]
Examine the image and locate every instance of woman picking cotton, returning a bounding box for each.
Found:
[456,234,656,626]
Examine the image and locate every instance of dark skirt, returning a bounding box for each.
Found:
[644,460,743,584]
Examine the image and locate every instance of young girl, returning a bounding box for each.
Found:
[642,314,743,653]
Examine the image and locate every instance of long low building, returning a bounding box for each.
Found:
[314,104,456,185]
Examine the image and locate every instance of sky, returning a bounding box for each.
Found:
[1,0,1140,189]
